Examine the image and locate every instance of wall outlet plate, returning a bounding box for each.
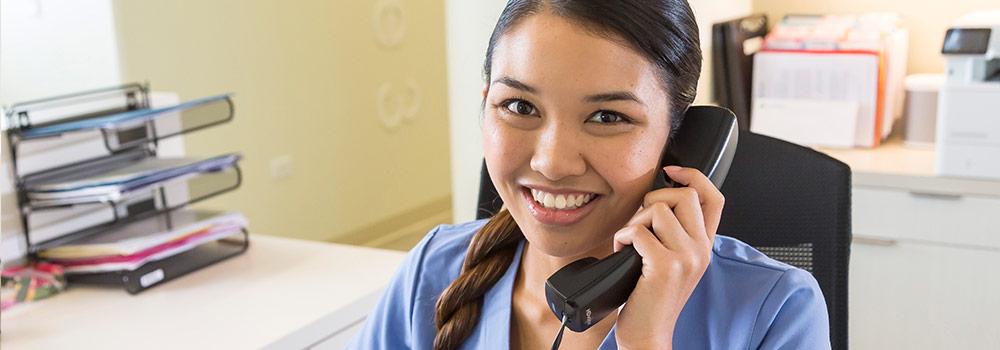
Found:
[270,155,293,181]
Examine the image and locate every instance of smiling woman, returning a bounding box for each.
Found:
[349,1,830,349]
[481,10,675,259]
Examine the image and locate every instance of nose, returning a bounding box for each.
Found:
[530,121,587,181]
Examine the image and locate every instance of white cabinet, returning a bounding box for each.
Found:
[819,141,1000,349]
[265,289,385,349]
[852,186,1000,249]
[850,234,1000,349]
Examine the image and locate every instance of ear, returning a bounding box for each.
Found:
[482,84,489,100]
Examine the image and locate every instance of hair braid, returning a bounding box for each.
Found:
[433,209,523,350]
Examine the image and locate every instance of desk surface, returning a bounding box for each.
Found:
[0,234,406,349]
[816,139,1000,197]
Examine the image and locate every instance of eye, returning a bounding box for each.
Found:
[503,99,537,116]
[587,110,629,124]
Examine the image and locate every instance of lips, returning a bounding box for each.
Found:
[521,186,600,226]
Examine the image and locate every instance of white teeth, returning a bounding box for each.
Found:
[529,189,595,210]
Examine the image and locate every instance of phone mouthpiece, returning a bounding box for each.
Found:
[543,245,642,332]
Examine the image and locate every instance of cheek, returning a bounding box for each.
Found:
[585,133,665,245]
[593,130,665,198]
[482,114,533,193]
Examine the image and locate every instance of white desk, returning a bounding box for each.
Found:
[0,234,406,349]
[818,141,1000,198]
[816,140,1000,349]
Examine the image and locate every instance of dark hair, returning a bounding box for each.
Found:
[434,1,702,349]
[483,0,701,136]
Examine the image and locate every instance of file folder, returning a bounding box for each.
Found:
[712,14,769,130]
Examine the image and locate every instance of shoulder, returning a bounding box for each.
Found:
[708,235,819,288]
[421,219,487,254]
[697,235,829,348]
[712,235,795,272]
[415,219,487,268]
[345,220,488,349]
[708,235,824,302]
[404,219,488,297]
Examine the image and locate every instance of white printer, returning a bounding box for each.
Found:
[936,11,1000,180]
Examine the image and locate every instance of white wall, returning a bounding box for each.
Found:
[0,0,123,106]
[1,0,125,264]
[444,0,508,223]
[445,0,752,223]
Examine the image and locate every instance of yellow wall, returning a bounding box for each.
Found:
[112,0,452,242]
[753,0,1000,74]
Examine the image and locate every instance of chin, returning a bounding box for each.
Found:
[519,223,613,259]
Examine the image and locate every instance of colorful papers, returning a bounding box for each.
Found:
[751,13,909,148]
[39,210,248,273]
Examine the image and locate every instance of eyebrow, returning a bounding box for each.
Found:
[492,76,537,93]
[491,76,644,106]
[584,91,644,106]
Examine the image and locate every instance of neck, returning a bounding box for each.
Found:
[516,239,615,310]
[510,238,618,349]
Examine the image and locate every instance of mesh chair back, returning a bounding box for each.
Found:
[716,131,851,350]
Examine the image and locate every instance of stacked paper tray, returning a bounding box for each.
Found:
[15,94,232,140]
[40,210,248,274]
[6,84,249,294]
[25,153,241,206]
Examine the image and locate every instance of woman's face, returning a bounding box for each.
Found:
[482,13,671,258]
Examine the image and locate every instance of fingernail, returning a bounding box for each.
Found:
[665,165,682,173]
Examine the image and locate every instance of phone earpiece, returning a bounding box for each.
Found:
[653,167,672,190]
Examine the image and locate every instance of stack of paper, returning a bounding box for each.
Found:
[26,153,240,206]
[39,210,248,273]
[751,13,909,148]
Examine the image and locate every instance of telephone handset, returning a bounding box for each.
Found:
[543,106,739,335]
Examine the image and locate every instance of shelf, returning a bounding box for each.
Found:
[22,152,241,208]
[7,86,232,145]
[65,228,249,294]
[27,162,243,253]
[4,83,149,132]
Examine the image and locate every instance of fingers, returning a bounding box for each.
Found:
[626,202,688,250]
[647,166,725,242]
[613,221,709,281]
[613,224,666,259]
[640,187,707,245]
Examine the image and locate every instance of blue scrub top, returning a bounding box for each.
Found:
[348,220,831,349]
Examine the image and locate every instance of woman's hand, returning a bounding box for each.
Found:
[612,165,725,349]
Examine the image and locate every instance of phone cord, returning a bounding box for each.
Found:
[551,313,568,350]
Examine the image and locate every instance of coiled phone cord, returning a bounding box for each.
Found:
[551,313,569,350]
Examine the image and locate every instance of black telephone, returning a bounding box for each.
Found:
[543,106,739,335]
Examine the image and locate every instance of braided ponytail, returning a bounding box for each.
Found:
[433,209,523,350]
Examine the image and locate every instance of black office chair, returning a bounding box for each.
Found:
[476,131,851,349]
